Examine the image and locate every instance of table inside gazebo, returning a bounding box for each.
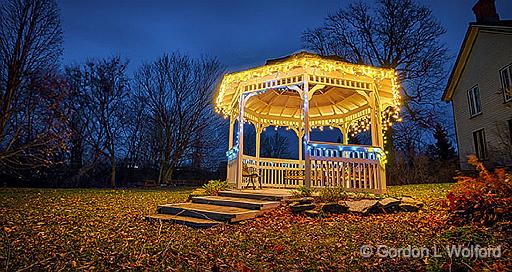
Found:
[216,52,401,194]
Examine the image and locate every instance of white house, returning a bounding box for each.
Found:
[443,0,512,169]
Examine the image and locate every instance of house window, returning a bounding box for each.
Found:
[467,85,482,117]
[500,64,512,102]
[472,129,487,160]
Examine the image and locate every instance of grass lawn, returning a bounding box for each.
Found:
[0,184,509,271]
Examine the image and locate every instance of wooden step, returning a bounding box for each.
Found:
[191,196,280,210]
[145,214,221,228]
[218,190,291,201]
[157,203,261,223]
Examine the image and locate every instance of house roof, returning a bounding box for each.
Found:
[442,22,512,101]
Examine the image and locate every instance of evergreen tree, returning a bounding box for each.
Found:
[429,123,457,161]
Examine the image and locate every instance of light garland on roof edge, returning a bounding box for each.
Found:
[216,54,403,161]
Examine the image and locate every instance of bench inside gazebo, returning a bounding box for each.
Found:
[215,52,401,194]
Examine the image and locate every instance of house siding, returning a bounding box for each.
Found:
[452,30,512,169]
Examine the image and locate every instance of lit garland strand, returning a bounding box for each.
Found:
[226,123,241,161]
[380,105,403,147]
[226,139,239,161]
[348,116,372,137]
[215,53,402,127]
[381,107,402,131]
[217,53,403,161]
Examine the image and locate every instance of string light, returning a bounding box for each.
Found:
[215,53,401,130]
[347,115,372,135]
[218,53,403,161]
[226,120,244,161]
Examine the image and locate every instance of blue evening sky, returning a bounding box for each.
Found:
[58,0,512,72]
[56,0,512,157]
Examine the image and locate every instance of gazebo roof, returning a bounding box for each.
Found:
[215,52,400,129]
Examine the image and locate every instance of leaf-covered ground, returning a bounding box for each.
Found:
[0,184,509,271]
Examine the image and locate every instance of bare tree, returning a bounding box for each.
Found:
[303,0,450,183]
[134,53,223,184]
[0,0,65,175]
[188,111,225,170]
[64,57,129,188]
[124,90,152,169]
[243,126,256,156]
[88,58,129,188]
[261,131,290,159]
[302,27,334,57]
[197,117,227,170]
[304,0,449,123]
[64,66,90,184]
[390,121,427,184]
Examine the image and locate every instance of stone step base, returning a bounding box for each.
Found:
[157,202,262,223]
[191,196,280,210]
[218,190,291,201]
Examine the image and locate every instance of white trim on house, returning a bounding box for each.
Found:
[467,84,482,117]
[443,25,512,102]
[471,127,488,160]
[499,63,512,103]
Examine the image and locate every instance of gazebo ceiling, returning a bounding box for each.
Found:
[244,85,368,121]
[215,51,401,129]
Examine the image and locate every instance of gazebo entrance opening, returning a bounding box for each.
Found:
[216,52,401,194]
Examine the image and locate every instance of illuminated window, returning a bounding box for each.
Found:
[472,129,487,160]
[467,85,482,117]
[500,64,512,102]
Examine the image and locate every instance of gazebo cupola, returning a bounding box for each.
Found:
[215,52,401,193]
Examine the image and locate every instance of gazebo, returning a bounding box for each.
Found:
[215,52,401,193]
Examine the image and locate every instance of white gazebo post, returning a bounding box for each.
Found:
[376,98,386,193]
[369,91,379,147]
[341,124,349,145]
[291,127,304,162]
[236,94,247,189]
[302,77,311,189]
[255,123,263,174]
[369,89,386,193]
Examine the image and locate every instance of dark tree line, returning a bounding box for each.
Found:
[1,0,460,187]
[0,0,226,187]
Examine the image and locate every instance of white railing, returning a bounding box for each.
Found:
[242,156,304,188]
[232,143,385,193]
[307,142,385,193]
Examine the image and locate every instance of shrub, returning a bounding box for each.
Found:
[446,155,512,226]
[201,180,229,196]
[292,185,314,197]
[188,188,207,200]
[318,187,347,202]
